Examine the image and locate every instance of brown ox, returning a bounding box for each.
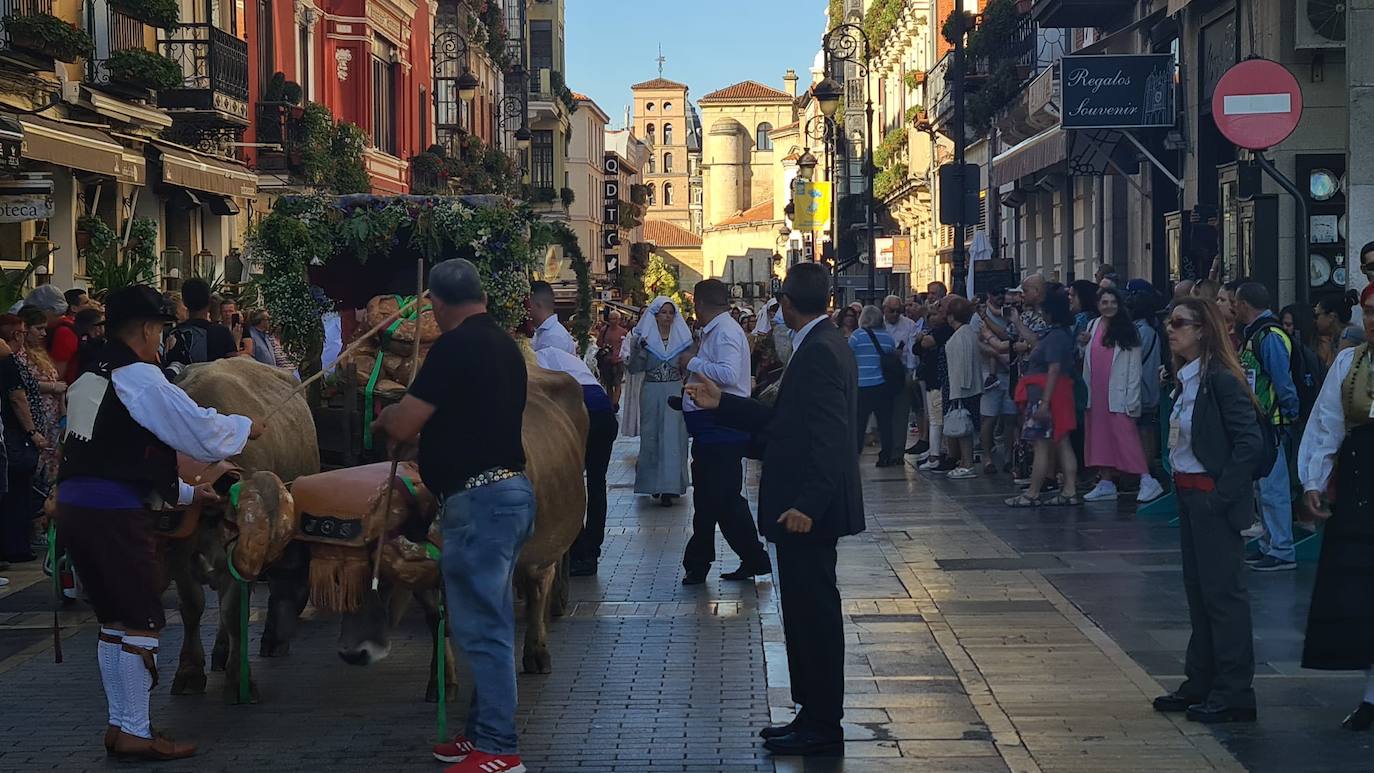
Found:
[334,363,588,694]
[171,357,320,703]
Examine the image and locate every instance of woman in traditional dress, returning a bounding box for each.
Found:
[628,297,692,506]
[1081,287,1146,502]
[1298,284,1374,730]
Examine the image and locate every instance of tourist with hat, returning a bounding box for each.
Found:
[56,285,261,761]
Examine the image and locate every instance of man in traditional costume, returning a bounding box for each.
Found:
[57,285,259,761]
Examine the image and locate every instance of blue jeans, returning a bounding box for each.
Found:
[440,475,536,755]
[1257,429,1294,562]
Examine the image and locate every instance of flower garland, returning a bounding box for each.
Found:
[248,195,543,358]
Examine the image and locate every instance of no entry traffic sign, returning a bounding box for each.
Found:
[1212,58,1303,151]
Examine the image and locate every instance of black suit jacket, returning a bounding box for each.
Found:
[716,318,865,543]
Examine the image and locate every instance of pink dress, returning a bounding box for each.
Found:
[1084,323,1147,474]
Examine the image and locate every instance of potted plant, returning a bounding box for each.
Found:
[559,187,575,208]
[110,0,179,30]
[107,48,184,92]
[2,13,95,63]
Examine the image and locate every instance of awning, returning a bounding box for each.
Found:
[991,128,1067,188]
[205,195,239,216]
[19,115,144,185]
[150,140,256,199]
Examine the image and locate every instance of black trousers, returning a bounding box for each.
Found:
[1177,488,1256,709]
[857,385,896,461]
[0,464,33,561]
[776,538,844,733]
[683,441,768,571]
[571,410,618,561]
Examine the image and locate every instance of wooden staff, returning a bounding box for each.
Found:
[371,258,425,591]
[259,291,430,425]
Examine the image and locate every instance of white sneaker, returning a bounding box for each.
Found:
[947,467,978,480]
[1083,480,1119,502]
[919,458,943,471]
[1136,475,1165,503]
[0,577,8,588]
[1241,521,1265,539]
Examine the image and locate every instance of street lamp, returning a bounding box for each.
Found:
[797,150,818,182]
[822,21,877,303]
[514,126,531,151]
[456,70,480,103]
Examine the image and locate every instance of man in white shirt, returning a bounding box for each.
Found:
[529,280,576,355]
[681,279,769,585]
[882,295,918,466]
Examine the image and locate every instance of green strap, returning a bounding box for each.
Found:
[225,543,250,704]
[47,519,60,601]
[228,481,242,510]
[421,540,446,741]
[400,476,418,498]
[363,297,429,451]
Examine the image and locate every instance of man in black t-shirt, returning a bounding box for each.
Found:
[371,258,532,773]
[162,279,237,375]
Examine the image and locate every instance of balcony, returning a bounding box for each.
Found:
[86,6,156,100]
[158,25,250,126]
[528,67,574,124]
[0,0,78,71]
[1031,0,1132,29]
[255,101,305,175]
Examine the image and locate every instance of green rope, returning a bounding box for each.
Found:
[225,543,250,704]
[46,520,59,598]
[423,541,446,742]
[363,296,430,451]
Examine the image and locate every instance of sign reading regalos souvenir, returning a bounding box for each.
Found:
[1059,54,1176,129]
[793,182,831,231]
[603,155,620,274]
[0,195,53,223]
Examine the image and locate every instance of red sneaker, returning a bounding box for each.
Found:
[431,735,474,763]
[443,750,526,773]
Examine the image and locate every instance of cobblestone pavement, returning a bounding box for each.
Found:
[0,438,1363,771]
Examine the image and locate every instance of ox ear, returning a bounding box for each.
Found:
[230,471,296,581]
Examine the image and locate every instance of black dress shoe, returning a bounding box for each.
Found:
[763,728,844,756]
[1186,702,1257,724]
[658,494,676,507]
[1152,692,1203,713]
[1343,702,1374,730]
[569,558,598,577]
[682,567,708,586]
[759,720,797,740]
[721,563,771,581]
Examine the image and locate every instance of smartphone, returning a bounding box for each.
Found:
[231,313,242,326]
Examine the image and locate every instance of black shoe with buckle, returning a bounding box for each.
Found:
[1343,702,1374,731]
[1152,692,1203,713]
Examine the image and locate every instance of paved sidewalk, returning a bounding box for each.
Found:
[0,438,1356,771]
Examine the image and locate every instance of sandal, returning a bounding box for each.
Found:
[1045,494,1084,507]
[1005,494,1041,508]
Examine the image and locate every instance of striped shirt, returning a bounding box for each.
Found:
[850,327,896,388]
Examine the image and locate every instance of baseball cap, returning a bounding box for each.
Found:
[104,285,177,328]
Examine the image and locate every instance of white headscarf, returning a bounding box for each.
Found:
[634,296,693,360]
[753,298,780,336]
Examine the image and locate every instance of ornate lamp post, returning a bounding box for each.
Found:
[432,8,482,154]
[819,22,876,303]
[495,63,532,184]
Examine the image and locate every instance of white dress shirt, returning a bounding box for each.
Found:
[112,362,252,504]
[535,347,600,388]
[884,315,919,370]
[532,314,577,355]
[683,312,751,412]
[790,314,828,353]
[1168,358,1206,475]
[1299,345,1359,493]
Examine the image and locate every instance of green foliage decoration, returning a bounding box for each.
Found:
[2,13,94,62]
[863,0,903,51]
[532,221,594,354]
[108,48,184,92]
[298,103,371,194]
[410,138,518,196]
[111,0,179,30]
[85,218,160,299]
[964,0,1028,130]
[559,187,575,208]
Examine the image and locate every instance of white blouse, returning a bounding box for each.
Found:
[1298,346,1361,493]
[1168,358,1206,474]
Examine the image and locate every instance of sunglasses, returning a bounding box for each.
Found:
[1167,318,1201,330]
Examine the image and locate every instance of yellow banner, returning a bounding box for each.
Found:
[793,182,831,231]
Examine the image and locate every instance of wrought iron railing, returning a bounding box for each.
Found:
[159,24,249,103]
[255,101,304,173]
[86,5,147,88]
[0,0,54,52]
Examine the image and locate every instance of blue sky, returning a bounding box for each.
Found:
[565,0,828,126]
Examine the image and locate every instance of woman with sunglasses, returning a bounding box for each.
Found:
[1152,297,1263,724]
[1298,284,1374,730]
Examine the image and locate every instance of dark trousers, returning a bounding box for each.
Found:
[1177,488,1256,709]
[857,385,896,461]
[0,465,32,561]
[572,410,618,561]
[683,441,768,571]
[776,538,844,733]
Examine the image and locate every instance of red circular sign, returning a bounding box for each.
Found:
[1212,59,1303,151]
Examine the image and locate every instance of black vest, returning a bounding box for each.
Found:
[58,341,179,505]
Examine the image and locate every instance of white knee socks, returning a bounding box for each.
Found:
[96,628,124,729]
[1362,669,1374,705]
[119,634,159,740]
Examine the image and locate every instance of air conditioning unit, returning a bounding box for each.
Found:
[1296,0,1345,50]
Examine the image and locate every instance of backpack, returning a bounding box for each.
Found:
[864,329,906,395]
[1247,320,1319,417]
[166,322,208,366]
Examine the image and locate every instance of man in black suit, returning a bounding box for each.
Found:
[685,263,864,756]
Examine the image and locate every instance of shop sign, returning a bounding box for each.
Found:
[603,155,620,273]
[1060,54,1176,129]
[793,182,831,231]
[891,235,911,274]
[874,237,894,270]
[0,137,18,169]
[0,195,52,222]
